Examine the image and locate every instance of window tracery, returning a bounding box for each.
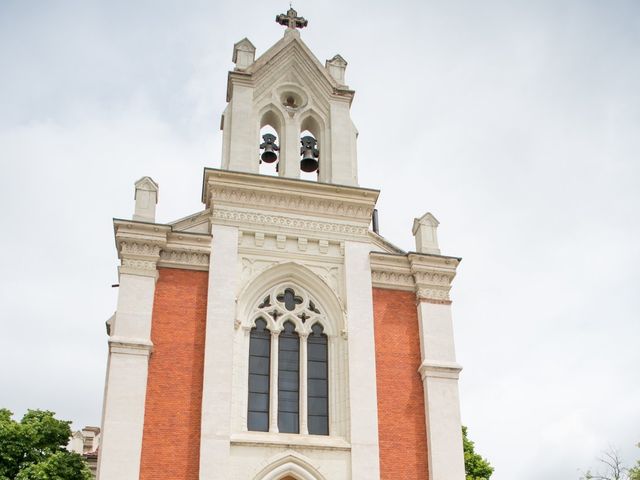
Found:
[247,285,330,436]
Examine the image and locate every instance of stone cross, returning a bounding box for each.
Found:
[276,7,308,30]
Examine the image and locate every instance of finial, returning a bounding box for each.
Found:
[276,6,308,30]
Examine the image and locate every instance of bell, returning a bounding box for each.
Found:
[260,133,279,164]
[300,135,319,173]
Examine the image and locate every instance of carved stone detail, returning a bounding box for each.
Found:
[120,241,161,257]
[209,186,374,221]
[212,209,368,236]
[158,249,210,269]
[371,270,415,290]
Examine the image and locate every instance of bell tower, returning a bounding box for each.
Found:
[221,7,358,185]
[97,8,466,480]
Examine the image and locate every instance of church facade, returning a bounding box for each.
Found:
[97,10,465,480]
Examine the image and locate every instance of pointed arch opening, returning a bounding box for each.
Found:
[259,107,285,177]
[299,114,323,181]
[252,452,326,480]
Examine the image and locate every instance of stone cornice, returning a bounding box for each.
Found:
[108,336,153,356]
[211,207,368,238]
[409,253,459,304]
[370,252,415,291]
[369,251,461,302]
[418,360,463,380]
[202,169,378,223]
[114,219,211,274]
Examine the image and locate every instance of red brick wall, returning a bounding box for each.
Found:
[139,268,208,480]
[373,288,429,480]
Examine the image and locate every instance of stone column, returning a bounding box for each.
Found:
[199,224,239,480]
[269,330,280,433]
[344,241,381,479]
[98,234,164,480]
[280,115,301,180]
[410,254,465,480]
[299,332,309,435]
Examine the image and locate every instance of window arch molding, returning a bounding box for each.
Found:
[252,451,326,480]
[237,262,344,336]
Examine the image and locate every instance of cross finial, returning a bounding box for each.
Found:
[276,6,308,30]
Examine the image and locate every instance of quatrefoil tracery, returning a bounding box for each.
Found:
[253,284,326,334]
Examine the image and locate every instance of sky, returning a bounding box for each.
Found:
[0,1,639,478]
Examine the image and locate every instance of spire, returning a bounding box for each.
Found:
[275,7,308,30]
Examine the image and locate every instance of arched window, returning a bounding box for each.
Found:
[247,318,270,432]
[246,285,330,436]
[307,323,328,435]
[278,321,299,433]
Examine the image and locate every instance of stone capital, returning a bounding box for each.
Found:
[408,252,460,304]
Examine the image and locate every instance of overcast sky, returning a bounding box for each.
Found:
[1,1,638,479]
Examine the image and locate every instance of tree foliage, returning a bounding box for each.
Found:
[463,425,494,480]
[0,409,91,480]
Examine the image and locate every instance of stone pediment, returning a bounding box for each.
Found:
[228,34,353,104]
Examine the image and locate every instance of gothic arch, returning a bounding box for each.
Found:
[253,451,326,480]
[298,109,330,181]
[238,261,344,336]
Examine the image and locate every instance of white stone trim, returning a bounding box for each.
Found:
[251,450,327,480]
[231,432,350,451]
[411,253,466,480]
[370,252,415,291]
[114,220,211,273]
[418,359,463,380]
[199,225,239,479]
[343,241,381,479]
[212,207,368,238]
[268,330,280,434]
[409,252,460,303]
[98,269,157,480]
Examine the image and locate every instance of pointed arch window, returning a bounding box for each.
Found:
[307,323,328,435]
[246,285,330,436]
[278,321,300,433]
[247,318,271,432]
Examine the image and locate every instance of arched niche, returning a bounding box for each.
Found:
[299,111,327,182]
[258,105,286,176]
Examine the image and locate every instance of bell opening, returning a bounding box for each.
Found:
[299,130,319,180]
[259,125,280,176]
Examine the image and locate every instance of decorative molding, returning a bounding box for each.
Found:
[120,241,161,257]
[371,270,415,291]
[212,208,368,237]
[158,249,210,270]
[409,252,460,303]
[114,219,211,274]
[118,240,162,278]
[418,360,463,381]
[108,336,153,356]
[209,185,374,221]
[230,432,351,452]
[369,252,415,291]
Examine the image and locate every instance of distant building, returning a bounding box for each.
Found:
[96,8,466,480]
[68,426,100,477]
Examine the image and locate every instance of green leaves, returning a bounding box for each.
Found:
[463,425,494,480]
[0,409,91,480]
[15,452,92,480]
